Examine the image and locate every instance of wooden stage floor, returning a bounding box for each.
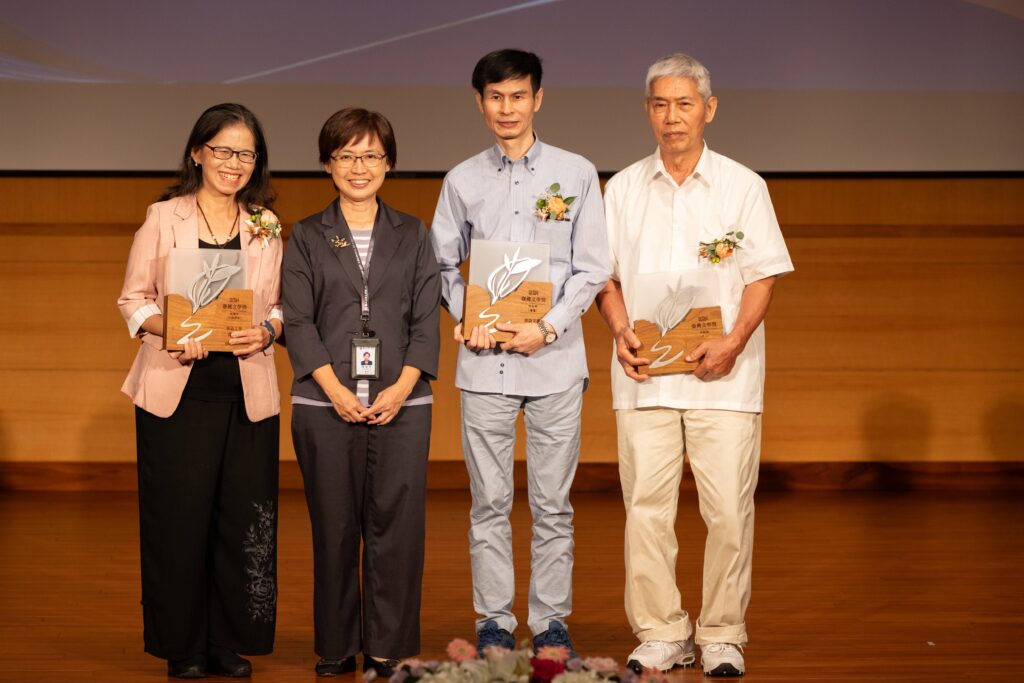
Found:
[1,489,1021,682]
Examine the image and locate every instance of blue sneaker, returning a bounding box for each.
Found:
[477,619,516,656]
[532,620,578,659]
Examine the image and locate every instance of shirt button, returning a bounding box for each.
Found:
[514,210,519,215]
[515,181,519,185]
[500,362,505,367]
[499,370,504,374]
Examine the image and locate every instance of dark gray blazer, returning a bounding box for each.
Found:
[282,199,441,403]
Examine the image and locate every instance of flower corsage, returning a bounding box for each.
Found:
[534,183,577,222]
[245,206,282,248]
[699,230,744,263]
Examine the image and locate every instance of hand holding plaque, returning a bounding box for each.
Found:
[631,273,723,375]
[163,248,253,352]
[462,240,552,344]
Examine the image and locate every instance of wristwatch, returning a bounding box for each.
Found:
[538,320,557,345]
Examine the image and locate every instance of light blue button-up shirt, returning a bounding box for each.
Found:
[430,137,610,396]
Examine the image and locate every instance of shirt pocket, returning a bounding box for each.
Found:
[533,223,572,264]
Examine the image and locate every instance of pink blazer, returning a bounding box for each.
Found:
[118,195,283,421]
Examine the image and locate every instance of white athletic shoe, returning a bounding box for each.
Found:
[701,642,745,677]
[625,637,696,673]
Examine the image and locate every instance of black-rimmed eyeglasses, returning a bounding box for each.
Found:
[330,152,387,169]
[205,144,257,164]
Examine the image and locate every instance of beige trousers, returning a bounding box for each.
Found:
[617,408,761,646]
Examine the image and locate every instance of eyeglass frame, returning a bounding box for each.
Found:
[329,151,388,169]
[204,144,258,164]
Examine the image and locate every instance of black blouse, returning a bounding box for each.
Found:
[180,233,244,402]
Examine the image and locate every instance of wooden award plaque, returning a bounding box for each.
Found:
[163,289,254,352]
[463,281,553,343]
[163,248,252,352]
[633,306,723,375]
[463,239,552,343]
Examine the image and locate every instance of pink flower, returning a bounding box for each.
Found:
[535,646,570,663]
[446,638,477,662]
[259,208,278,228]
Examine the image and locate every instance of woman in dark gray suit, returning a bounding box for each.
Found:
[282,108,440,678]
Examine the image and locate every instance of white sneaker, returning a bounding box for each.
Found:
[626,637,696,672]
[701,642,745,677]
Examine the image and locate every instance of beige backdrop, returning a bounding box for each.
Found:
[0,175,1022,466]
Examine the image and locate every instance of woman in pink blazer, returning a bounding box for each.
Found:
[117,103,283,679]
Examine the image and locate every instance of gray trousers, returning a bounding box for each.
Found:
[461,382,584,636]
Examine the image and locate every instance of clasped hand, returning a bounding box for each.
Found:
[329,383,409,426]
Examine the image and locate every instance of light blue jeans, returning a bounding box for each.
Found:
[460,382,584,637]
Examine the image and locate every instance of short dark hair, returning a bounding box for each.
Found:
[318,108,397,168]
[471,49,543,95]
[160,103,275,210]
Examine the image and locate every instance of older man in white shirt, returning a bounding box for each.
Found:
[597,53,793,677]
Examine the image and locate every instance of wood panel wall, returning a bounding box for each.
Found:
[0,175,1021,467]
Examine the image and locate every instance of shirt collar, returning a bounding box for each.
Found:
[650,142,713,188]
[491,134,543,175]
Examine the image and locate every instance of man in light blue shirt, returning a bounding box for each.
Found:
[430,49,609,656]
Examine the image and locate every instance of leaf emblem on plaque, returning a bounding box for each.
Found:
[653,280,697,338]
[486,247,542,304]
[631,270,723,375]
[187,253,243,314]
[648,280,698,369]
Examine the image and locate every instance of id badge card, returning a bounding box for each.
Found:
[351,336,380,380]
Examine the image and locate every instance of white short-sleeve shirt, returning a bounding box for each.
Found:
[604,145,794,413]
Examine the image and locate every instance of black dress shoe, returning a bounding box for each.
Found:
[316,656,356,676]
[363,656,400,679]
[206,646,252,677]
[168,654,207,679]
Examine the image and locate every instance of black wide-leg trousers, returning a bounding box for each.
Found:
[292,403,430,660]
[135,400,279,660]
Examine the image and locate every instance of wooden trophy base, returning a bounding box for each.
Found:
[463,281,553,343]
[163,289,254,352]
[633,306,723,376]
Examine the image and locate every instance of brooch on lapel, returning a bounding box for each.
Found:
[330,235,351,249]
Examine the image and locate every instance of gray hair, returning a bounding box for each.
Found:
[645,53,712,100]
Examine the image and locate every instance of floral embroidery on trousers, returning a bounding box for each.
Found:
[243,500,277,622]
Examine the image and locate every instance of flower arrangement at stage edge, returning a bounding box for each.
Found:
[699,230,744,264]
[363,639,668,683]
[534,183,577,221]
[245,206,282,248]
